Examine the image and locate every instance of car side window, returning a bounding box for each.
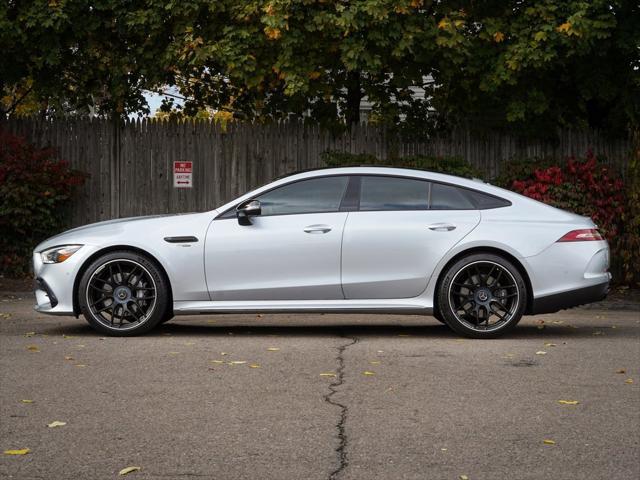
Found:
[464,188,512,209]
[359,176,429,211]
[429,183,475,210]
[256,176,349,216]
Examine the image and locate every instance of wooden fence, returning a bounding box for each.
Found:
[4,118,633,227]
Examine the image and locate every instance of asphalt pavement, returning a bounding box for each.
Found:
[1,294,638,480]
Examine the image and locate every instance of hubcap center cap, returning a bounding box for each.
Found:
[475,288,490,303]
[113,286,132,304]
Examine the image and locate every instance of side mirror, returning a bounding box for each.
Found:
[236,199,261,225]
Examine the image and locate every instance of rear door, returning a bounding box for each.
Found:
[341,176,481,299]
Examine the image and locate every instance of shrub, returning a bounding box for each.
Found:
[497,151,637,286]
[0,130,87,277]
[321,151,482,179]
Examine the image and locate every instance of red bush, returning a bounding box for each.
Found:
[0,130,87,276]
[508,151,625,241]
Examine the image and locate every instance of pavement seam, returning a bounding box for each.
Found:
[325,334,358,480]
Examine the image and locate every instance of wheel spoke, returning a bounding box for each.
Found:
[95,303,113,314]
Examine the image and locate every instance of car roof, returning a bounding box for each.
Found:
[278,165,488,190]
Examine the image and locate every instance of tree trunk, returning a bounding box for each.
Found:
[345,71,362,127]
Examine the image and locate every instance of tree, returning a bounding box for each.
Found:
[1,0,174,118]
[2,1,638,135]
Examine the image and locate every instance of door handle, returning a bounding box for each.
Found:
[304,224,332,234]
[427,223,456,232]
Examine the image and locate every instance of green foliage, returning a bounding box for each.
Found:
[2,1,638,134]
[0,130,86,276]
[321,151,481,178]
[617,132,640,286]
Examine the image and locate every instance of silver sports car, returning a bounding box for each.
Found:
[33,167,610,338]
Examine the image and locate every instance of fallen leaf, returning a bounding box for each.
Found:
[558,400,579,405]
[26,345,40,352]
[377,350,385,353]
[249,364,261,368]
[47,421,66,428]
[625,378,633,384]
[592,331,604,336]
[441,448,448,451]
[119,466,141,476]
[370,361,381,365]
[544,343,557,347]
[211,360,224,364]
[320,372,337,377]
[229,361,247,365]
[543,439,556,445]
[611,325,617,329]
[363,371,375,376]
[616,369,626,374]
[75,364,87,368]
[168,352,180,355]
[535,351,547,355]
[62,335,74,339]
[220,352,228,356]
[24,332,36,337]
[552,320,564,324]
[3,448,30,455]
[64,356,74,361]
[206,320,216,324]
[266,347,280,351]
[21,399,34,404]
[460,475,469,480]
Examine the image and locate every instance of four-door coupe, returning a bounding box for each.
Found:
[33,166,610,338]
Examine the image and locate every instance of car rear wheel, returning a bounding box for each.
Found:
[78,250,169,336]
[437,253,527,338]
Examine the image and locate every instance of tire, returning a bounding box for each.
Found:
[437,253,527,339]
[432,308,446,324]
[78,250,169,336]
[160,312,174,324]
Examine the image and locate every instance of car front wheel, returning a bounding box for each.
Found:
[78,250,169,336]
[437,253,527,338]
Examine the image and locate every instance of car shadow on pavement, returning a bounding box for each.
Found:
[35,318,637,340]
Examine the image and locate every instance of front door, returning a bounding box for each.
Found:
[204,175,350,301]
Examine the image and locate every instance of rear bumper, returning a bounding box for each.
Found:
[530,279,610,315]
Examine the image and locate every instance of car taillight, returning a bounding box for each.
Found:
[557,229,603,242]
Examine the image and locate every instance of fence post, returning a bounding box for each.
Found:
[110,116,121,218]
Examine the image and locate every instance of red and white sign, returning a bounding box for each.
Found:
[173,161,193,188]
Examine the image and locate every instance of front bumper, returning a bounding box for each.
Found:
[530,278,610,315]
[33,245,99,316]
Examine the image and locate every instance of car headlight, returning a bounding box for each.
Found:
[41,245,83,264]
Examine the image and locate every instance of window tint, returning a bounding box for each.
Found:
[464,189,511,209]
[359,176,429,211]
[257,176,349,216]
[430,183,475,210]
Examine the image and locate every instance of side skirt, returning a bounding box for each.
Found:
[173,299,432,316]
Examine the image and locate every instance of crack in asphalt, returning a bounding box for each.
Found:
[325,334,358,480]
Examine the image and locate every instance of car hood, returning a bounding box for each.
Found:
[34,212,216,252]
